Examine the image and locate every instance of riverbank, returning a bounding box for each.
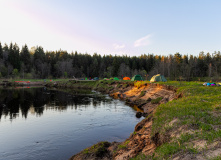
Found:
[61,80,177,160]
[4,79,221,159]
[64,80,220,160]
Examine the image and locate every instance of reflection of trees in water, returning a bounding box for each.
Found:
[0,88,111,120]
[0,89,20,120]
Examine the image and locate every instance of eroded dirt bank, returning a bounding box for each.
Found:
[69,82,178,160]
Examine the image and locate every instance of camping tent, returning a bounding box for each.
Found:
[131,75,143,81]
[150,74,167,82]
[114,77,119,80]
[94,77,99,80]
[123,77,131,80]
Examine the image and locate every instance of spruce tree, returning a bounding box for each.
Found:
[20,44,31,72]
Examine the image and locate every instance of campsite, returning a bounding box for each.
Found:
[1,1,221,160]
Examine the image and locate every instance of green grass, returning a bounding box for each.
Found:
[150,81,221,159]
[118,140,130,150]
[153,134,200,159]
[210,155,221,160]
[155,142,181,157]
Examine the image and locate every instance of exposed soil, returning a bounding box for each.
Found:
[69,83,177,160]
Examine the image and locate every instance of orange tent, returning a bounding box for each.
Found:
[123,77,131,80]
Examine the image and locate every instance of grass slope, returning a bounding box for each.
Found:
[133,81,221,159]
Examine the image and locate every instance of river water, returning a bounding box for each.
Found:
[0,87,142,160]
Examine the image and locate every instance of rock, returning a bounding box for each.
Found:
[137,103,147,109]
[136,112,142,118]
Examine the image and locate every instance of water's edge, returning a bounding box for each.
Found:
[45,80,177,159]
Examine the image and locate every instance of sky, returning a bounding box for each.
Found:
[0,0,221,56]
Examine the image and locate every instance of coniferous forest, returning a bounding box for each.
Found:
[0,42,221,80]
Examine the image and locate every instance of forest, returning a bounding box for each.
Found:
[0,42,221,80]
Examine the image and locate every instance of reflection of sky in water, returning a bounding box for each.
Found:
[0,87,142,160]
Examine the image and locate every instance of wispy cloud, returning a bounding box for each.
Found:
[134,34,152,47]
[113,43,125,49]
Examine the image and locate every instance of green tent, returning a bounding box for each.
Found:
[114,77,119,80]
[131,75,143,81]
[150,74,167,82]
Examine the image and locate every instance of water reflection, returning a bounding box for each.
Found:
[0,87,111,120]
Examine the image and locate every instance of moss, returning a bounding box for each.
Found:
[83,141,111,157]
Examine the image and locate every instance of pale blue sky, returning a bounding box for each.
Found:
[0,0,220,56]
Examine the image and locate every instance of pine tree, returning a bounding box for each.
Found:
[8,43,20,70]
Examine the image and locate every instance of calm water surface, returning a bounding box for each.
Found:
[0,87,142,160]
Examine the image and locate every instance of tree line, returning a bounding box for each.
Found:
[0,42,220,80]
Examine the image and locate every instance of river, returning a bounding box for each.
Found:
[0,87,142,160]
